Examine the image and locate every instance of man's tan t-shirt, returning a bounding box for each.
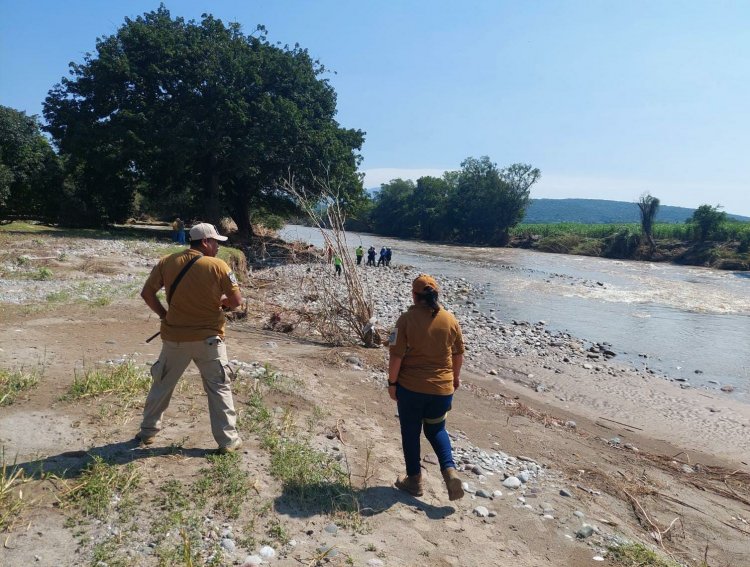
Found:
[143,249,239,341]
[389,305,465,395]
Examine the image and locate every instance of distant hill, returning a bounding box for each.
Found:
[523,198,750,224]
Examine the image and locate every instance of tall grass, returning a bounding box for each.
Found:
[0,368,41,406]
[60,456,140,519]
[513,221,750,242]
[1,448,28,531]
[63,361,150,401]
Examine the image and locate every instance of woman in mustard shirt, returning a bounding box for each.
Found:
[388,274,465,501]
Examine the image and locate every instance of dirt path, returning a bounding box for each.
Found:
[0,230,748,567]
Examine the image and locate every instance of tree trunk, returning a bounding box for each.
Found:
[231,201,256,242]
[202,155,222,225]
[203,169,222,225]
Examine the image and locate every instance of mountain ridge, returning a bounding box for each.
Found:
[522,198,750,224]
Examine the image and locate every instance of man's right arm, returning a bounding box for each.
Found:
[221,289,243,309]
[141,285,167,319]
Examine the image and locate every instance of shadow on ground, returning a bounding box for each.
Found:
[274,482,456,521]
[14,439,213,479]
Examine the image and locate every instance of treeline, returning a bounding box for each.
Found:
[349,180,748,248]
[0,107,64,222]
[1,6,364,234]
[362,157,541,245]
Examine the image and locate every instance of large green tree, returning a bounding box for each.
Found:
[44,6,364,232]
[690,204,727,241]
[370,178,417,237]
[367,158,538,244]
[412,176,451,240]
[447,157,538,244]
[0,106,62,220]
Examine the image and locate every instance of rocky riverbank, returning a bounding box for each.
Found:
[510,234,750,271]
[255,261,750,463]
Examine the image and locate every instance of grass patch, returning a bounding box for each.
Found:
[60,456,140,519]
[46,290,72,302]
[43,281,140,306]
[90,537,132,567]
[194,452,253,519]
[0,221,54,233]
[266,433,351,508]
[32,266,54,280]
[0,368,41,406]
[63,361,150,401]
[242,381,362,526]
[1,448,28,531]
[608,543,682,567]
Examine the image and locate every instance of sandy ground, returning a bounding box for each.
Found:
[0,230,749,567]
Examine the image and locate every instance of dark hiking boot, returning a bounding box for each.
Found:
[442,467,464,501]
[394,474,424,497]
[135,432,156,446]
[218,437,243,454]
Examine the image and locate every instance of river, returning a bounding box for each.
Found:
[279,225,750,399]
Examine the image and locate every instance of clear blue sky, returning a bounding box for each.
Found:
[2,1,749,215]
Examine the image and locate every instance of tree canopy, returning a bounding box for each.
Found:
[44,5,364,231]
[0,106,62,221]
[690,204,727,241]
[368,157,539,245]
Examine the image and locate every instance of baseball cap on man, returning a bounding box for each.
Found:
[412,274,439,294]
[189,223,228,242]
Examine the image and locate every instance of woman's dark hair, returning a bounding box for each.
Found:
[416,285,441,317]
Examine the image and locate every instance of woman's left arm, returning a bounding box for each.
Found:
[452,353,464,389]
[388,355,402,401]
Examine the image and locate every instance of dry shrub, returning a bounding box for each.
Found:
[643,454,750,507]
[218,216,238,235]
[263,312,296,333]
[226,251,249,283]
[280,175,374,346]
[80,258,120,275]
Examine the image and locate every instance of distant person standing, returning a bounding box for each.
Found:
[367,246,376,266]
[172,217,186,245]
[333,254,343,276]
[385,247,392,266]
[326,245,333,265]
[137,223,243,453]
[355,245,364,265]
[377,247,387,267]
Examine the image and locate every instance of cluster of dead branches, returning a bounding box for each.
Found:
[280,175,375,346]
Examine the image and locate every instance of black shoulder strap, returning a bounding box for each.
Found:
[167,254,202,305]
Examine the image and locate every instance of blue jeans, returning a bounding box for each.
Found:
[396,384,456,477]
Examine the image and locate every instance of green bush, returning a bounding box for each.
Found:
[33,267,53,280]
[603,228,641,257]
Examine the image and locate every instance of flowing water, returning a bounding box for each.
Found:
[280,225,750,399]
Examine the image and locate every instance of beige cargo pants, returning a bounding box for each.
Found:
[139,336,239,448]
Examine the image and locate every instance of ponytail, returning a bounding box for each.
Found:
[416,286,441,317]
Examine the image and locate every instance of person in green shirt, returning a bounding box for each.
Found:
[355,245,364,265]
[333,254,342,276]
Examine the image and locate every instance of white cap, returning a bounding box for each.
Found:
[189,223,228,241]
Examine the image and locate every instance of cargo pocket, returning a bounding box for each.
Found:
[204,360,233,385]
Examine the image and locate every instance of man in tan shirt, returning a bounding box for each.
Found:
[137,223,243,453]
